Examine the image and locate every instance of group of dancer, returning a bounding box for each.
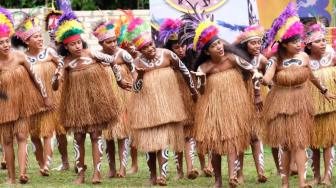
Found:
[0,1,336,188]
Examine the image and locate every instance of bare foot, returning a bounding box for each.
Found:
[6,178,15,184]
[257,174,267,183]
[19,174,28,184]
[321,178,332,186]
[40,167,50,176]
[128,165,138,174]
[174,172,184,180]
[203,167,214,177]
[281,183,289,188]
[213,179,222,188]
[237,175,244,184]
[108,169,116,178]
[307,177,320,186]
[187,169,199,180]
[92,171,101,184]
[144,177,157,186]
[74,176,85,184]
[116,171,125,178]
[300,184,312,188]
[229,178,238,188]
[156,176,167,186]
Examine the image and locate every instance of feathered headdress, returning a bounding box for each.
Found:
[55,11,84,44]
[15,14,41,41]
[159,18,183,45]
[124,17,151,50]
[235,25,264,44]
[180,1,219,52]
[93,20,116,42]
[264,2,304,48]
[114,9,134,45]
[304,23,325,44]
[0,7,14,38]
[45,9,63,31]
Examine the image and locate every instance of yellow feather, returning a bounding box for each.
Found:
[193,20,217,50]
[275,16,299,42]
[0,14,14,36]
[55,20,83,42]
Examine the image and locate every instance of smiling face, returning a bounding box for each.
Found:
[0,37,10,56]
[139,40,156,59]
[65,38,83,57]
[206,39,224,59]
[26,32,43,50]
[246,38,262,56]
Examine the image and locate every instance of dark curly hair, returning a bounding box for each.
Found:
[57,40,88,56]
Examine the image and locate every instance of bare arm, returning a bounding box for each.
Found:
[121,50,137,80]
[132,62,144,92]
[91,50,132,90]
[19,53,48,98]
[262,57,277,85]
[168,50,198,100]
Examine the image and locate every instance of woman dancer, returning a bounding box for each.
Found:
[52,11,131,184]
[262,3,335,188]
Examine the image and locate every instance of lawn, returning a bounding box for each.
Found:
[1,135,334,187]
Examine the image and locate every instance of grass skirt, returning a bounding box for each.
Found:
[103,65,132,140]
[132,123,184,152]
[0,118,29,136]
[0,66,45,126]
[194,68,252,155]
[29,62,61,137]
[129,67,186,151]
[310,67,336,147]
[263,67,313,149]
[175,71,195,138]
[60,63,119,133]
[129,67,187,129]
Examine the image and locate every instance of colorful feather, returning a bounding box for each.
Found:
[115,9,134,45]
[235,25,264,44]
[15,15,41,41]
[0,7,14,37]
[55,11,83,43]
[265,2,303,49]
[180,0,219,51]
[124,17,151,50]
[159,18,182,45]
[56,0,72,13]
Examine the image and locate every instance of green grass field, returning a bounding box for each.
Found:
[1,136,335,187]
